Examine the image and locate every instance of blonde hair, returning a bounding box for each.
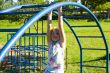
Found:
[50,27,60,41]
[50,27,59,35]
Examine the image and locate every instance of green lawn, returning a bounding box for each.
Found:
[0,19,110,73]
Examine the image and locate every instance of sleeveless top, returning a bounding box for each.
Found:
[46,41,64,71]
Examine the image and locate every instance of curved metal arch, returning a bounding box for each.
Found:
[0,2,109,72]
[0,4,51,13]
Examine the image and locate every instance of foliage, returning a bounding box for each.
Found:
[95,2,110,10]
[0,0,3,5]
[82,0,110,9]
[19,0,45,4]
[0,0,3,10]
[95,2,110,20]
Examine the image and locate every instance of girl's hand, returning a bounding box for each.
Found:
[58,7,62,14]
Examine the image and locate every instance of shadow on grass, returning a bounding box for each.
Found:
[72,54,110,64]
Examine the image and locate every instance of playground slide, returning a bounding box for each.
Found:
[0,2,105,62]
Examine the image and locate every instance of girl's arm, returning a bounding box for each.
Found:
[47,11,53,45]
[58,7,66,49]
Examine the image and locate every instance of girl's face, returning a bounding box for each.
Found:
[51,28,60,41]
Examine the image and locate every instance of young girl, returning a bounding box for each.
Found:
[44,7,66,73]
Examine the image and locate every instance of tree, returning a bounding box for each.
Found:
[0,0,3,10]
[0,0,2,5]
[82,0,110,9]
[96,2,110,20]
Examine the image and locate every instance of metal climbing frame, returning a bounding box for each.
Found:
[0,20,48,73]
[0,2,109,73]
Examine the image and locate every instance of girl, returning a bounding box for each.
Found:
[44,7,66,73]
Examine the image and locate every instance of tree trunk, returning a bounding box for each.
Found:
[107,10,110,20]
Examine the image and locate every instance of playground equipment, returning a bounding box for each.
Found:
[0,2,109,73]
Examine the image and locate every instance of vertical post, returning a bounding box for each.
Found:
[14,43,17,73]
[32,36,36,73]
[19,37,22,73]
[41,19,43,70]
[106,45,109,73]
[10,34,13,72]
[36,21,39,72]
[16,44,19,72]
[28,28,31,72]
[24,36,26,72]
[80,47,83,73]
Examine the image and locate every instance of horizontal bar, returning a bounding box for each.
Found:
[9,33,47,36]
[0,11,39,15]
[82,65,106,68]
[64,15,91,19]
[21,4,51,8]
[63,7,82,11]
[0,28,19,32]
[22,33,47,36]
[82,48,106,50]
[11,45,48,51]
[71,25,98,28]
[23,33,46,36]
[77,36,102,38]
[11,45,48,48]
[0,4,51,13]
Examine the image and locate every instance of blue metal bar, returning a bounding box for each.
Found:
[12,45,48,51]
[9,33,46,36]
[21,4,51,8]
[22,33,46,36]
[82,48,106,50]
[71,25,98,28]
[19,37,22,73]
[82,65,106,68]
[0,29,19,32]
[0,4,51,13]
[24,35,26,72]
[10,34,13,72]
[0,2,109,73]
[63,15,91,19]
[41,19,44,70]
[0,11,39,15]
[28,28,31,73]
[36,21,39,70]
[77,36,102,38]
[32,36,36,73]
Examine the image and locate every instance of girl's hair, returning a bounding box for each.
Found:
[50,27,60,41]
[50,27,59,35]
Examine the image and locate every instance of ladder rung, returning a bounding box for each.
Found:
[82,65,106,68]
[77,36,102,38]
[82,48,106,50]
[71,25,97,28]
[0,28,19,32]
[22,33,46,36]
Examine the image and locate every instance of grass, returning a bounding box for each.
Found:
[0,19,110,73]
